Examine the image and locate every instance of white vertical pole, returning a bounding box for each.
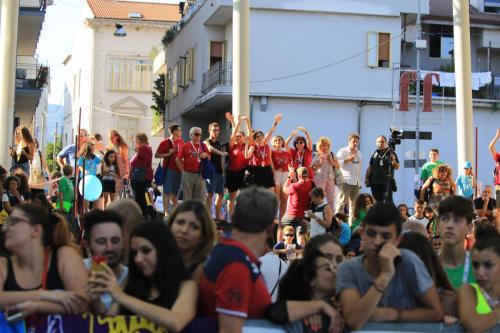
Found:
[0,0,20,167]
[453,0,474,169]
[232,0,250,120]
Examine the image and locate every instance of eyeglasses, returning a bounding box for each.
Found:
[296,141,305,145]
[284,234,294,237]
[3,216,32,229]
[192,133,201,137]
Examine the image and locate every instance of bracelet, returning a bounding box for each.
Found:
[372,282,386,294]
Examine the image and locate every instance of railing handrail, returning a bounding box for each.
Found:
[201,62,232,94]
[20,0,47,11]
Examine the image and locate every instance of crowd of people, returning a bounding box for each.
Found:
[0,121,499,333]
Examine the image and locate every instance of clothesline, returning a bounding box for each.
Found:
[404,70,492,91]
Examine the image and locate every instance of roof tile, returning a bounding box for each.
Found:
[87,0,181,22]
[426,0,500,26]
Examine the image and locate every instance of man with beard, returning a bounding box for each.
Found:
[82,209,128,314]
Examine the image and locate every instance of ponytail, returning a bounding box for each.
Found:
[49,211,78,251]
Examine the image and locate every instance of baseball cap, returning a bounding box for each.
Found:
[463,161,472,169]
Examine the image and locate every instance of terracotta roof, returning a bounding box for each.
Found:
[87,0,181,23]
[425,0,500,26]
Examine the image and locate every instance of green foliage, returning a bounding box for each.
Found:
[151,73,166,116]
[45,137,62,173]
[161,26,178,47]
[438,61,454,73]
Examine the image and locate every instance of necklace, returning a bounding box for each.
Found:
[481,286,500,308]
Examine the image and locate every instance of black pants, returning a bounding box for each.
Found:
[131,180,148,217]
[370,183,393,203]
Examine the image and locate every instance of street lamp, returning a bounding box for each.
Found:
[114,24,127,37]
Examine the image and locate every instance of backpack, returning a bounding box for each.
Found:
[199,143,215,180]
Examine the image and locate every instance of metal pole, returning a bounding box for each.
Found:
[0,0,20,167]
[453,0,474,171]
[53,123,58,170]
[232,0,250,120]
[414,0,422,178]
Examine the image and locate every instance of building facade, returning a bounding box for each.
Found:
[62,0,179,154]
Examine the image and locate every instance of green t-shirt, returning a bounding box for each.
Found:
[420,160,443,180]
[58,177,74,210]
[351,209,367,232]
[444,252,476,290]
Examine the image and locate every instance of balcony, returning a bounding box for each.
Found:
[202,62,232,94]
[18,0,48,56]
[15,64,49,122]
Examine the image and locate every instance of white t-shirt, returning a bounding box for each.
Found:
[336,146,363,186]
[259,252,289,302]
[311,201,328,237]
[406,215,429,228]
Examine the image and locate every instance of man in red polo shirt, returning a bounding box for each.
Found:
[280,166,314,241]
[488,128,500,232]
[198,186,276,332]
[175,127,209,200]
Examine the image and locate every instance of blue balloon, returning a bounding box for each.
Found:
[79,175,102,201]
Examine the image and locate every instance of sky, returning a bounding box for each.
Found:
[37,0,180,105]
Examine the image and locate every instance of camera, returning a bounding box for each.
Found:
[388,127,404,150]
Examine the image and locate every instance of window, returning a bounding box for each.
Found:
[186,48,195,82]
[118,117,139,159]
[179,57,187,88]
[429,25,454,59]
[172,64,178,97]
[367,32,391,68]
[210,41,225,67]
[485,0,500,13]
[166,70,172,102]
[108,58,153,92]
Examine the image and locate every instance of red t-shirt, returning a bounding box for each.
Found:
[228,143,248,171]
[156,137,184,172]
[130,145,154,181]
[286,179,314,218]
[250,144,271,167]
[178,142,209,173]
[272,149,292,172]
[290,148,314,177]
[495,153,500,186]
[198,237,271,319]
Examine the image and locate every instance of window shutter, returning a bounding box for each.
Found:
[378,33,390,62]
[367,32,378,67]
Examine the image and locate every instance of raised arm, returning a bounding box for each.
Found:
[225,112,236,129]
[420,177,433,201]
[488,129,500,157]
[285,130,298,148]
[297,127,313,151]
[229,118,243,150]
[264,113,283,144]
[245,117,254,146]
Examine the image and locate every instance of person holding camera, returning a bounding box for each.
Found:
[364,135,400,203]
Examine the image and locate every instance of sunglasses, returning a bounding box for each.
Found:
[192,133,201,136]
[284,234,294,237]
[296,141,305,145]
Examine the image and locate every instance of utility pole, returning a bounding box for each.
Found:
[232,0,250,120]
[53,123,58,170]
[414,0,423,179]
[453,0,474,170]
[0,0,20,167]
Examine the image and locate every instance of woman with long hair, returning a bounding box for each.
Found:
[9,126,36,175]
[245,114,282,192]
[268,234,344,333]
[399,232,458,323]
[130,133,153,217]
[29,138,51,197]
[458,224,500,333]
[88,222,197,332]
[167,200,217,280]
[225,115,250,217]
[271,135,291,221]
[0,204,88,316]
[286,126,314,178]
[351,193,374,231]
[102,150,121,207]
[108,130,130,194]
[312,136,339,208]
[397,203,410,221]
[421,164,456,210]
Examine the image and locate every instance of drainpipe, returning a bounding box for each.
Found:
[0,0,19,167]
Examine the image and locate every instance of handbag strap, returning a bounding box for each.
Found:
[270,257,282,297]
[41,250,50,289]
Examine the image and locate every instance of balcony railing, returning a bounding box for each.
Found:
[202,62,232,94]
[400,70,500,101]
[20,0,47,11]
[16,63,49,89]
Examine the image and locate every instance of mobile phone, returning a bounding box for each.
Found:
[6,309,23,324]
[91,255,107,272]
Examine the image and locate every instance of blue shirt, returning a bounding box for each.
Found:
[57,144,77,167]
[77,155,101,176]
[456,174,474,198]
[339,222,352,246]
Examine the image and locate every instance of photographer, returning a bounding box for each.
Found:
[365,135,399,203]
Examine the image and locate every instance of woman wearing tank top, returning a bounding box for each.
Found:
[0,204,88,318]
[8,126,36,176]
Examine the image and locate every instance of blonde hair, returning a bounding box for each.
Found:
[316,136,331,153]
[283,225,295,235]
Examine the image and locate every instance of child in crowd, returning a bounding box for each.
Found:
[397,203,410,221]
[333,212,351,247]
[425,206,438,236]
[57,165,74,222]
[458,224,500,332]
[101,150,120,207]
[305,187,332,238]
[407,199,429,229]
[50,170,61,205]
[455,161,476,200]
[431,235,443,255]
[438,196,476,290]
